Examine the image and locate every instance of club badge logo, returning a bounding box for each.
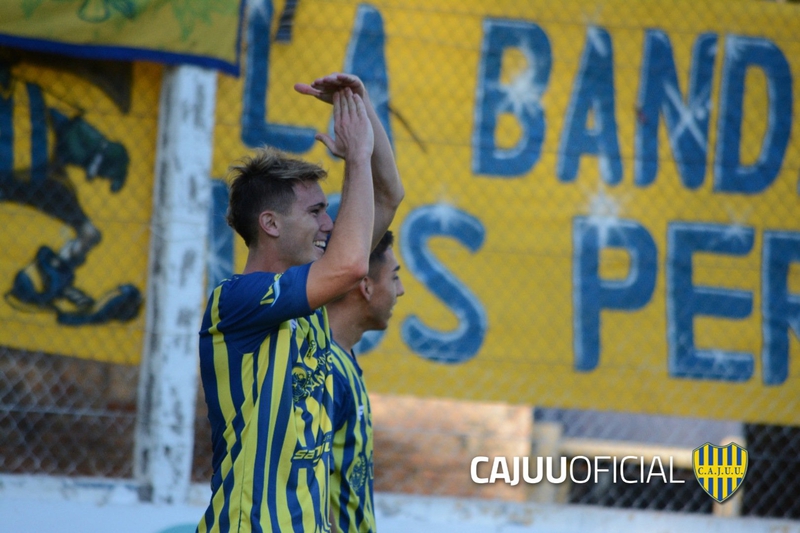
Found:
[692,442,748,503]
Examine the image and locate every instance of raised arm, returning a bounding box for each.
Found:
[295,73,404,250]
[306,88,375,310]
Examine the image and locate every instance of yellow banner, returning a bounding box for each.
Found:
[0,0,243,74]
[0,51,158,363]
[210,0,800,425]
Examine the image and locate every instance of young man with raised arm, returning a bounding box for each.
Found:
[197,73,401,533]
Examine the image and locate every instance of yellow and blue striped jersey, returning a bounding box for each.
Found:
[197,263,335,533]
[329,341,375,533]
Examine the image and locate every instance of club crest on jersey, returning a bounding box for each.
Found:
[692,442,748,503]
[349,453,369,490]
[291,342,327,404]
[260,274,282,305]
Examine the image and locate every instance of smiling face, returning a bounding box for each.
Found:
[275,180,333,267]
[365,247,404,330]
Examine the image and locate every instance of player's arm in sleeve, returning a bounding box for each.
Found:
[295,73,404,250]
[306,88,375,310]
[211,265,313,341]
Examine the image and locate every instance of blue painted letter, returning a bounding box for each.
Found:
[762,232,800,386]
[206,179,234,296]
[333,5,393,148]
[667,223,754,381]
[241,0,316,152]
[558,27,622,185]
[400,204,487,363]
[715,35,792,194]
[472,19,551,177]
[573,217,657,371]
[635,31,716,188]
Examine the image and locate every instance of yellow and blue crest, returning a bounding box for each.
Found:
[692,442,748,503]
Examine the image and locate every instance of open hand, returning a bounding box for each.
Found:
[294,73,369,106]
[314,87,374,160]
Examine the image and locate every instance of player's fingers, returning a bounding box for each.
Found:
[337,73,364,91]
[312,74,342,90]
[335,73,355,84]
[294,83,321,97]
[340,87,352,116]
[352,93,366,118]
[332,90,342,122]
[315,133,338,155]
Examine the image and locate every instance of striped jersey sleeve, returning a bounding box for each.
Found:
[197,263,335,533]
[329,341,375,533]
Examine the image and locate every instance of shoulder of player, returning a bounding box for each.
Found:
[212,271,276,300]
[221,262,312,291]
[218,264,314,308]
[330,342,358,377]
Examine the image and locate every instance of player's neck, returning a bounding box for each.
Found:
[242,244,290,275]
[328,307,367,354]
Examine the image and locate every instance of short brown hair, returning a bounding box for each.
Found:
[226,147,327,247]
[368,231,395,277]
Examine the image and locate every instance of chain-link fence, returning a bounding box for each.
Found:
[0,347,138,477]
[195,0,800,521]
[0,51,159,478]
[1,0,799,527]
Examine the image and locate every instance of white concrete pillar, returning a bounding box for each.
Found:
[134,65,217,505]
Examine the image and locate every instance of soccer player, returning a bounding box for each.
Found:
[326,230,404,533]
[197,75,402,532]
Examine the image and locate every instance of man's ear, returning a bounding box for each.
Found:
[359,276,372,301]
[259,210,280,238]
